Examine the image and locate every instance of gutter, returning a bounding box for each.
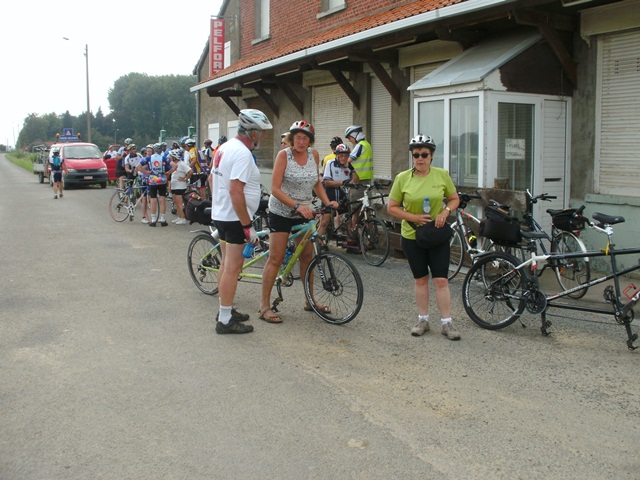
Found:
[191,0,516,93]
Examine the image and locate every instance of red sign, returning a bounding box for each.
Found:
[210,18,225,76]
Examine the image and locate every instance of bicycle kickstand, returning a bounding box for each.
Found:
[271,280,284,313]
[540,311,552,336]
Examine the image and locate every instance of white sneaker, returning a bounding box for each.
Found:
[411,319,430,336]
[171,218,179,223]
[141,218,149,224]
[176,218,188,225]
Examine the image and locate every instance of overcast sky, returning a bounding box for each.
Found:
[1,0,224,148]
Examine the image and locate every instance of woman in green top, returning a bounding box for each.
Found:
[387,135,461,340]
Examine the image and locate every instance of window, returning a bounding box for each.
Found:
[224,41,231,69]
[496,103,534,192]
[254,0,270,41]
[318,0,346,18]
[416,96,479,187]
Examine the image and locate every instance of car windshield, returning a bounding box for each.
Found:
[64,145,102,159]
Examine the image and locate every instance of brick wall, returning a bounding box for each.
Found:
[239,0,416,58]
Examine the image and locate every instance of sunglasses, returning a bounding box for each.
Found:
[412,152,430,159]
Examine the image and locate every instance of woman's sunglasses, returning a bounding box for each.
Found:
[412,152,430,159]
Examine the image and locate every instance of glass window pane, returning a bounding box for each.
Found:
[450,97,479,187]
[417,100,444,168]
[497,103,534,191]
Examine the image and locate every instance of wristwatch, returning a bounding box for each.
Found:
[444,206,451,212]
[293,203,300,211]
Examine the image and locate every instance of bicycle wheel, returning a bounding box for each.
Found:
[187,233,221,295]
[109,191,130,222]
[304,252,363,325]
[358,218,390,266]
[448,225,464,280]
[462,252,527,330]
[552,231,590,299]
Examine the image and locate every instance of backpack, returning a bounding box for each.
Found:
[183,192,212,225]
[52,156,61,169]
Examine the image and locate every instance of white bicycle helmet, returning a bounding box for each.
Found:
[184,138,196,146]
[344,125,364,142]
[238,109,272,131]
[334,143,351,155]
[409,134,436,151]
[169,149,182,160]
[124,138,133,146]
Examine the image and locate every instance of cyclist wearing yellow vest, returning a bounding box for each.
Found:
[344,125,373,181]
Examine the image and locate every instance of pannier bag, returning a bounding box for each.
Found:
[479,205,522,246]
[551,208,585,232]
[184,192,212,225]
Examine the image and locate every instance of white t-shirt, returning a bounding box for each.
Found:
[211,137,261,222]
[171,161,192,190]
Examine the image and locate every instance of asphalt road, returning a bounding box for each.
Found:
[1,155,639,480]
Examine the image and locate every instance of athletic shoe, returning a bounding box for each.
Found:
[60,193,63,198]
[442,322,461,340]
[149,222,157,227]
[176,218,188,225]
[216,308,250,323]
[411,319,430,336]
[172,218,179,223]
[141,218,149,224]
[53,195,58,199]
[160,220,168,227]
[216,320,254,334]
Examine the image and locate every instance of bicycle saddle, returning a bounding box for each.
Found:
[592,212,625,225]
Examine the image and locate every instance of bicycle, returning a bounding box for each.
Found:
[505,191,591,299]
[108,178,148,222]
[187,210,364,325]
[316,181,391,266]
[448,192,496,280]
[461,208,640,350]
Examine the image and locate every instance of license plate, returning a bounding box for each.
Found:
[83,176,93,180]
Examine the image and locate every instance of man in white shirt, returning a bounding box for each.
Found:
[211,109,272,334]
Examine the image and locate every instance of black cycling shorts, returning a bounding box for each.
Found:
[401,236,450,279]
[268,212,309,233]
[213,220,245,245]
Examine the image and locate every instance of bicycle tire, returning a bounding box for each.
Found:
[303,252,363,325]
[462,252,528,330]
[187,233,221,295]
[358,218,390,266]
[552,231,591,299]
[109,191,130,222]
[448,225,464,280]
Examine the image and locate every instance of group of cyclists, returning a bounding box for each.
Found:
[110,136,227,226]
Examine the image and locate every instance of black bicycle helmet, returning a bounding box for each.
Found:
[329,136,343,149]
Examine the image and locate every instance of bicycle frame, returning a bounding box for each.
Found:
[500,240,640,349]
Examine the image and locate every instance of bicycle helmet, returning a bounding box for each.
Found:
[334,143,351,155]
[289,120,315,141]
[171,141,180,149]
[124,137,133,146]
[204,139,213,146]
[344,125,364,142]
[153,143,163,151]
[329,136,343,149]
[237,109,272,131]
[128,144,137,149]
[218,135,227,145]
[179,136,189,145]
[409,134,436,152]
[169,149,182,160]
[184,138,196,147]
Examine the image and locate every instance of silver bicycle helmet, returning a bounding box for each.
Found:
[238,109,272,131]
[409,134,436,151]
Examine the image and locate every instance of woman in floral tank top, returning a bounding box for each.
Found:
[259,120,339,323]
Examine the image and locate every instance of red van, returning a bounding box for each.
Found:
[50,142,109,189]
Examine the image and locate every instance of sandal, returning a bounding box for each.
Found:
[258,308,282,324]
[304,304,331,313]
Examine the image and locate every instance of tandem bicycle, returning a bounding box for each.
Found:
[461,207,640,350]
[187,210,364,325]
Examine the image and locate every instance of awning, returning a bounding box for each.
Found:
[408,29,542,90]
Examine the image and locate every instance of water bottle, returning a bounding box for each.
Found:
[467,230,477,248]
[242,243,256,259]
[423,197,430,214]
[282,241,295,267]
